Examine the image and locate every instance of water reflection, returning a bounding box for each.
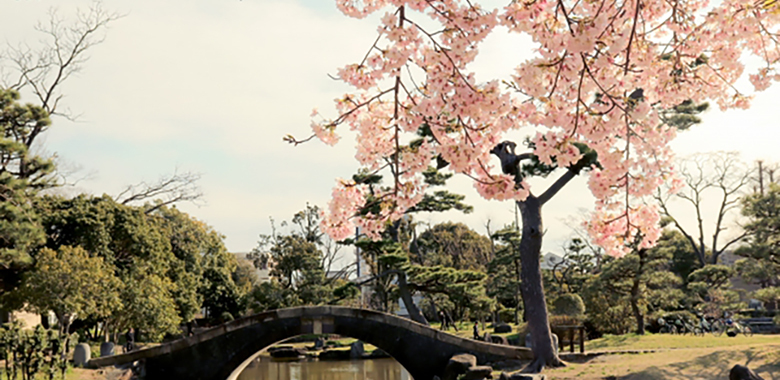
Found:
[237,357,411,380]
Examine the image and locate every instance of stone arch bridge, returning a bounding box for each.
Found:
[89,306,532,380]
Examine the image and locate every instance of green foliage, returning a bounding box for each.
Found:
[486,225,522,322]
[735,184,780,286]
[22,246,121,334]
[657,230,700,283]
[582,235,683,334]
[0,322,71,380]
[116,262,181,342]
[686,265,734,303]
[248,282,299,312]
[248,204,356,312]
[201,266,245,324]
[547,238,600,296]
[659,100,709,131]
[552,293,585,317]
[414,222,492,270]
[752,287,780,308]
[28,195,243,341]
[407,264,493,320]
[0,89,52,301]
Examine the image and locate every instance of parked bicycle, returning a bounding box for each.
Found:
[724,318,754,337]
[657,317,678,334]
[672,316,700,335]
[699,315,725,337]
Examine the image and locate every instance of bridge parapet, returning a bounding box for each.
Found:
[89,306,532,380]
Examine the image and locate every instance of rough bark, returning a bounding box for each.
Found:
[491,141,566,372]
[517,196,565,372]
[630,250,646,335]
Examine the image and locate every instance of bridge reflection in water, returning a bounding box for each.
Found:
[237,357,411,380]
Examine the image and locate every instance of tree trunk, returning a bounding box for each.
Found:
[514,257,521,324]
[517,197,565,373]
[393,270,429,325]
[630,249,647,335]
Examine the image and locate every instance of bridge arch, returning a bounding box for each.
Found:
[89,306,532,380]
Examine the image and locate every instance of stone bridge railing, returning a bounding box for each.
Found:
[89,306,532,380]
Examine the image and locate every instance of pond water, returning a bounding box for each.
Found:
[237,357,411,380]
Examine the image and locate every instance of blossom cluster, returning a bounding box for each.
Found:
[313,0,780,257]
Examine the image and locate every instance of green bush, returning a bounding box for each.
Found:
[498,307,518,323]
[553,293,585,317]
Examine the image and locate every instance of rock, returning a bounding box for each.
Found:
[494,323,512,334]
[369,348,391,358]
[443,353,477,380]
[314,338,325,349]
[100,342,115,357]
[730,365,764,380]
[462,365,493,380]
[318,349,352,360]
[490,335,509,345]
[269,346,304,359]
[525,333,558,355]
[349,340,365,359]
[507,373,546,380]
[72,343,91,367]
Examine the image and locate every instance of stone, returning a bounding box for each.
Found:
[507,373,546,380]
[349,340,365,359]
[318,349,352,360]
[494,323,512,334]
[100,342,115,357]
[72,343,91,367]
[448,353,477,372]
[314,337,325,349]
[462,365,493,380]
[369,348,391,358]
[443,353,477,380]
[729,365,764,380]
[524,333,558,355]
[269,346,304,359]
[490,335,509,345]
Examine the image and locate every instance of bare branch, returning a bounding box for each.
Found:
[656,151,751,265]
[115,169,204,213]
[2,2,121,124]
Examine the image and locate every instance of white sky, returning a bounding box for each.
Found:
[2,0,779,259]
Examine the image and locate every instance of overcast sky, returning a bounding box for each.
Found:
[3,0,780,259]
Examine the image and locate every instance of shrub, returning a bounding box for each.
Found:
[553,294,585,317]
[498,307,518,323]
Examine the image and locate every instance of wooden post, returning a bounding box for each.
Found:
[579,326,585,353]
[559,328,564,351]
[569,328,574,353]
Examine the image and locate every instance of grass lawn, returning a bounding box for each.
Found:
[547,334,780,380]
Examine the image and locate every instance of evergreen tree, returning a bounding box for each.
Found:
[0,89,52,302]
[583,234,682,335]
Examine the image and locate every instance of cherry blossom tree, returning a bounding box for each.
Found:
[289,0,780,372]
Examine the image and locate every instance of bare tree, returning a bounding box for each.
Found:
[655,151,752,266]
[1,3,119,188]
[2,3,120,119]
[116,169,204,213]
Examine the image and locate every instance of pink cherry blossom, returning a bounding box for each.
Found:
[302,0,780,256]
